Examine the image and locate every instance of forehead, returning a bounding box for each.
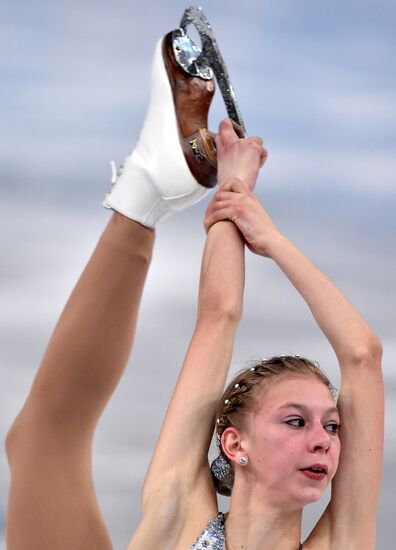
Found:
[255,375,336,414]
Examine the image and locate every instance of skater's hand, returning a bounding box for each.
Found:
[204,177,283,257]
[215,119,267,190]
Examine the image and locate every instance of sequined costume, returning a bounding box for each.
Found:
[189,512,303,549]
[190,513,225,549]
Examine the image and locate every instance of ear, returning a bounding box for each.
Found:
[221,427,247,464]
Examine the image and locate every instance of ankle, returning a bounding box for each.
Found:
[103,213,155,263]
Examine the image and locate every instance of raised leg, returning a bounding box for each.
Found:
[6,16,223,545]
[6,213,154,549]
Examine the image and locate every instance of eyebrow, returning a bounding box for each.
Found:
[278,403,339,416]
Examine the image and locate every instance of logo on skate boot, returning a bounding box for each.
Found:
[190,138,206,161]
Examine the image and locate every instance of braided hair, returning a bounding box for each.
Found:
[211,355,336,496]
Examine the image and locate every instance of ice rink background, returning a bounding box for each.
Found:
[1,0,395,548]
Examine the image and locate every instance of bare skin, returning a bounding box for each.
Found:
[221,376,342,549]
[5,119,383,550]
[6,215,154,549]
[5,120,265,550]
[128,121,266,549]
[130,121,383,550]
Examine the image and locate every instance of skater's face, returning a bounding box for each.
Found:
[225,376,341,508]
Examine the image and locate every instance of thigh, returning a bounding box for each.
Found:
[6,415,113,550]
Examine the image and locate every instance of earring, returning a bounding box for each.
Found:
[239,456,248,465]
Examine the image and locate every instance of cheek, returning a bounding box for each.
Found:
[250,429,303,467]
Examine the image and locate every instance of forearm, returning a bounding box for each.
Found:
[197,220,245,325]
[268,234,382,368]
[141,221,245,498]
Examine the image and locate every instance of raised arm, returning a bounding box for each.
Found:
[128,122,266,549]
[205,182,384,549]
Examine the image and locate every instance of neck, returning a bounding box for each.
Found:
[225,484,302,550]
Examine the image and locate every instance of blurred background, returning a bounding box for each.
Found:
[1,0,395,547]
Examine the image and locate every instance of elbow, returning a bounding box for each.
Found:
[220,301,243,325]
[198,299,243,327]
[345,334,383,369]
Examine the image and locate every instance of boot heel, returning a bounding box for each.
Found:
[162,32,217,188]
[183,129,217,188]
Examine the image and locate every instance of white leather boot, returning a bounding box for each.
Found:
[103,32,218,228]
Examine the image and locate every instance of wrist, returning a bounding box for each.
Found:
[264,232,290,259]
[206,218,241,237]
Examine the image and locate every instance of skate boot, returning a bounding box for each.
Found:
[103,6,246,227]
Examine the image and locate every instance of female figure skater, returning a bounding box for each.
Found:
[6,30,383,550]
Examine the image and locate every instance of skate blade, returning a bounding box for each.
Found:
[173,6,246,137]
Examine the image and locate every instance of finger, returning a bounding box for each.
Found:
[206,197,236,218]
[218,118,239,147]
[206,192,251,223]
[246,140,265,153]
[246,136,263,147]
[204,207,225,232]
[219,176,250,192]
[205,195,233,218]
[259,147,268,167]
[208,189,249,212]
[211,190,244,203]
[237,139,265,164]
[205,206,238,231]
[242,141,267,168]
[249,142,265,159]
[214,132,224,155]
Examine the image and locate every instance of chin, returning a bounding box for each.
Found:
[297,487,326,506]
[276,487,325,511]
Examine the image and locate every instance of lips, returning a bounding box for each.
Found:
[299,463,328,480]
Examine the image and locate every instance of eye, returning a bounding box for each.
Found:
[324,422,340,434]
[286,417,305,428]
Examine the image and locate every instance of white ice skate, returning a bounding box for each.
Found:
[103,6,246,227]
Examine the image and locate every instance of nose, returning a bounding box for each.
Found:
[308,424,331,453]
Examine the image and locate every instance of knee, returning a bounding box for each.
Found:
[5,414,25,467]
[5,408,42,467]
[6,406,93,472]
